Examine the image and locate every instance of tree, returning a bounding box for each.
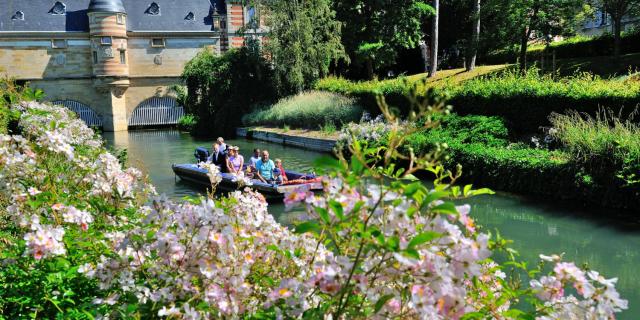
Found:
[484,0,586,72]
[264,0,346,95]
[466,0,481,71]
[595,0,640,59]
[333,1,434,79]
[429,0,440,77]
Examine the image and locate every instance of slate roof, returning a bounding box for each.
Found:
[0,0,223,33]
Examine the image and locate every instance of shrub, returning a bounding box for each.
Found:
[177,114,197,132]
[550,111,640,187]
[0,100,628,319]
[242,91,363,129]
[449,69,640,134]
[182,46,276,137]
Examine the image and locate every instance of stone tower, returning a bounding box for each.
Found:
[88,0,129,131]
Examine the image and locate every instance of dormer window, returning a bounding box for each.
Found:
[12,11,24,21]
[145,2,160,16]
[49,2,66,15]
[116,14,125,25]
[51,39,68,49]
[185,12,195,21]
[151,38,166,48]
[100,36,112,46]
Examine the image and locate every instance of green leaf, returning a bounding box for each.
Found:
[460,312,485,320]
[328,200,344,221]
[351,155,365,175]
[408,231,442,249]
[294,221,321,234]
[374,294,395,313]
[403,182,422,196]
[431,202,458,215]
[316,207,331,224]
[313,156,342,171]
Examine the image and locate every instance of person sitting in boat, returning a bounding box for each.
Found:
[249,148,261,168]
[208,142,227,172]
[226,146,245,175]
[273,158,288,184]
[255,150,276,184]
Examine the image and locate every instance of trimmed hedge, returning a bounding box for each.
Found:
[483,30,640,65]
[400,114,640,211]
[448,70,640,134]
[318,70,640,135]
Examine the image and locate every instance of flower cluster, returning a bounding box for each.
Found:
[86,191,324,318]
[276,178,495,318]
[0,101,628,319]
[531,255,628,319]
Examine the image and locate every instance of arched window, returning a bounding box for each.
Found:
[49,1,66,15]
[12,11,24,21]
[145,2,160,16]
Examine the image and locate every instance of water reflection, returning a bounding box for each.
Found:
[103,129,639,319]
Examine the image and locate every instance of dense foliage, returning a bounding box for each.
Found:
[333,0,434,78]
[318,69,640,134]
[339,106,640,210]
[551,110,640,188]
[242,91,363,129]
[264,0,346,95]
[484,29,640,64]
[0,79,43,134]
[0,99,629,318]
[182,46,276,137]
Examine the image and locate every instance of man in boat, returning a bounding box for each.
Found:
[255,150,276,184]
[208,142,227,172]
[249,148,261,168]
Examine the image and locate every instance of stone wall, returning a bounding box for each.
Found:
[0,38,92,80]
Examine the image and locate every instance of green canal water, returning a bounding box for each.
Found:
[104,129,639,318]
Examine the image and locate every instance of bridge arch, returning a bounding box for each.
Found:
[52,100,103,128]
[128,96,184,128]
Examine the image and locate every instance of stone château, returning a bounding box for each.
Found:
[0,0,265,131]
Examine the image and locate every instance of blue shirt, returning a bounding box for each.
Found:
[256,159,275,180]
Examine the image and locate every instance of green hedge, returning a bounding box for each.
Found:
[243,91,363,129]
[400,114,640,211]
[449,70,640,134]
[319,70,640,135]
[483,30,640,65]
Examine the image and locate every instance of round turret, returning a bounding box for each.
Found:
[88,0,126,14]
[88,0,128,78]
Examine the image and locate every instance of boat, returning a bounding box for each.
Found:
[172,147,324,199]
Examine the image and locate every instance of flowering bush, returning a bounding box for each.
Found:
[0,99,628,319]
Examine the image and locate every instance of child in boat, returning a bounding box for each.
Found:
[273,158,288,184]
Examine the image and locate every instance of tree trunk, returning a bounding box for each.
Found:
[429,0,439,78]
[519,27,529,73]
[613,15,622,60]
[366,58,374,80]
[466,0,481,71]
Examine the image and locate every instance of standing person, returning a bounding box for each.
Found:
[255,150,275,184]
[217,137,227,155]
[226,146,244,175]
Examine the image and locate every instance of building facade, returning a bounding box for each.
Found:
[580,10,640,37]
[0,0,265,131]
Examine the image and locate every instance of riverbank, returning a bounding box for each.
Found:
[236,127,337,153]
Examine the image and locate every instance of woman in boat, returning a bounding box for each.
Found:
[226,146,244,175]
